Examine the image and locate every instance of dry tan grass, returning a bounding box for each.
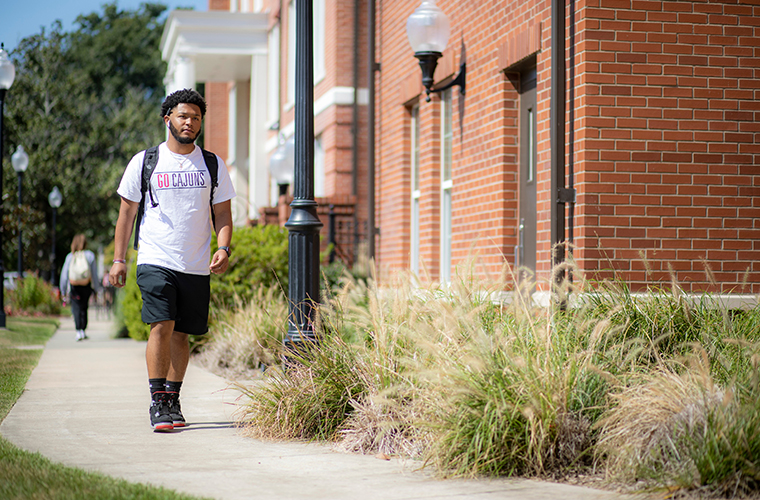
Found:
[334,391,434,458]
[596,349,727,484]
[195,287,287,381]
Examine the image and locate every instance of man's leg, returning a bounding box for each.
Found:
[167,331,190,381]
[166,331,190,427]
[146,320,176,378]
[146,320,176,431]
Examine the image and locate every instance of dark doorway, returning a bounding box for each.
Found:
[518,66,537,280]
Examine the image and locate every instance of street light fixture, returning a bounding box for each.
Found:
[406,1,465,102]
[11,145,28,278]
[0,43,16,328]
[48,187,62,287]
[269,134,295,191]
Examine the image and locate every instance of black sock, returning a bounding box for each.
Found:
[149,378,167,399]
[165,380,183,395]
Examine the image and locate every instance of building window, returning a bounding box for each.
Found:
[314,135,325,198]
[267,24,280,125]
[528,106,535,183]
[313,0,325,84]
[441,89,453,283]
[287,0,325,105]
[411,105,421,274]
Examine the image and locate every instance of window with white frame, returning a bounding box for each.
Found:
[441,89,453,283]
[411,105,421,274]
[314,135,325,198]
[268,24,280,125]
[287,0,325,105]
[313,0,325,83]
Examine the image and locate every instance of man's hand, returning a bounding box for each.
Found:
[209,249,229,274]
[109,262,128,288]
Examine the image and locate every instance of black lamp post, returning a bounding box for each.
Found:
[284,0,323,354]
[11,145,28,279]
[406,1,465,103]
[0,43,16,328]
[48,187,62,287]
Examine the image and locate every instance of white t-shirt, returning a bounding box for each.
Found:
[117,142,236,275]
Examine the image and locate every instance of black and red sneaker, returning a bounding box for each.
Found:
[167,392,186,427]
[150,392,174,431]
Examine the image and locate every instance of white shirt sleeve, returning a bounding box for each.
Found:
[212,154,236,206]
[117,151,146,203]
[59,253,72,294]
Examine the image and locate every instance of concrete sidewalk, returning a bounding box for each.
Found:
[1,315,629,500]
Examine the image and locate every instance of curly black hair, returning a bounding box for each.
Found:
[161,88,207,117]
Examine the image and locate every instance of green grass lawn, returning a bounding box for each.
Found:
[0,317,211,500]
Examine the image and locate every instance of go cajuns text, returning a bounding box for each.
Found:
[155,171,207,190]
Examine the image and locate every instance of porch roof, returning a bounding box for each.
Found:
[160,10,268,82]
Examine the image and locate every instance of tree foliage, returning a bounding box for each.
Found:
[2,3,170,280]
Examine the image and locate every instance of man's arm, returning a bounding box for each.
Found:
[209,200,232,275]
[109,197,139,289]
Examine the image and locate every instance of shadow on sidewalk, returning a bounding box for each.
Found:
[172,421,236,432]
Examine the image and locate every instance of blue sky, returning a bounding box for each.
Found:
[1,0,208,53]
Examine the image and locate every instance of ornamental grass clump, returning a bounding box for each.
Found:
[595,343,760,498]
[581,278,730,372]
[235,331,368,441]
[419,263,607,478]
[229,254,760,496]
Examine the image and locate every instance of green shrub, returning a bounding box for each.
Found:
[121,258,150,341]
[7,274,62,316]
[211,224,289,310]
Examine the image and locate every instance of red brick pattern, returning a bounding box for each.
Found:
[204,82,230,163]
[373,0,759,293]
[376,0,551,279]
[574,0,760,292]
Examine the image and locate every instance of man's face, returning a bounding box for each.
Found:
[165,103,203,144]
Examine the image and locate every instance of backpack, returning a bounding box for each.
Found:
[69,251,91,286]
[133,145,219,250]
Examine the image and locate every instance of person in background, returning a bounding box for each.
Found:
[60,234,100,341]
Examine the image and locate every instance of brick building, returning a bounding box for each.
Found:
[162,0,760,294]
[377,0,760,293]
[162,0,369,266]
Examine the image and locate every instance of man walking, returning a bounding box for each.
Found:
[110,89,235,432]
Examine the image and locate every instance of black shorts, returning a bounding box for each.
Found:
[136,264,210,335]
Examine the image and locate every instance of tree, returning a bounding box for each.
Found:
[3,2,170,280]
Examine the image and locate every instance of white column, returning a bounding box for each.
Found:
[230,82,251,226]
[168,55,196,94]
[249,53,269,221]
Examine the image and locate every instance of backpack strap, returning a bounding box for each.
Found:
[133,146,159,250]
[201,148,219,228]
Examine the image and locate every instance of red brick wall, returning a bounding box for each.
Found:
[376,0,552,281]
[205,1,231,161]
[374,0,760,293]
[574,0,760,293]
[204,83,230,162]
[209,0,230,11]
